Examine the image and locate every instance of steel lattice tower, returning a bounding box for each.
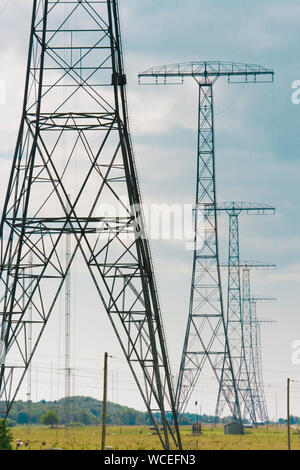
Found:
[215,203,275,423]
[242,264,276,424]
[139,62,274,419]
[250,299,269,424]
[241,264,277,424]
[0,0,181,450]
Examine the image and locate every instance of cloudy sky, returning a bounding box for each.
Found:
[1,0,300,420]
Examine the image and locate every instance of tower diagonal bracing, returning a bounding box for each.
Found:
[0,0,181,450]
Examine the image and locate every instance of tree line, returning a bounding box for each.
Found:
[1,396,299,427]
[1,396,148,427]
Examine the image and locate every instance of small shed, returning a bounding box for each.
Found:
[224,422,244,435]
[192,422,202,435]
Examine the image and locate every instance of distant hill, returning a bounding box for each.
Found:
[1,396,148,427]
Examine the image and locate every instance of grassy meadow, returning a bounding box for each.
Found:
[10,424,300,450]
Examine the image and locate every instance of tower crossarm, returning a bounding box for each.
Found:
[139,61,274,85]
[252,319,277,324]
[239,261,276,271]
[215,202,275,216]
[246,298,277,324]
[221,261,276,271]
[250,296,277,303]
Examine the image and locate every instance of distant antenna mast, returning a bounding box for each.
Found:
[214,202,275,422]
[139,61,274,420]
[65,196,71,434]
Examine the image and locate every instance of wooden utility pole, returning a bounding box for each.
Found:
[287,378,291,451]
[101,352,109,450]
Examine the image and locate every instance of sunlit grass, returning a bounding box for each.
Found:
[11,424,299,450]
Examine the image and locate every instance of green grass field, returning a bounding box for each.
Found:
[10,424,300,450]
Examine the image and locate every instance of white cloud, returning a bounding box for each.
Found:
[267,263,300,284]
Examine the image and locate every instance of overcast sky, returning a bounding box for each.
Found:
[1,0,300,420]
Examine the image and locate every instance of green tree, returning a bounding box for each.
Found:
[0,419,13,450]
[41,410,59,428]
[78,411,90,426]
[17,411,28,424]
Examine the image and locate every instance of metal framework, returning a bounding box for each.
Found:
[242,264,276,424]
[0,0,181,450]
[139,61,274,419]
[215,203,275,422]
[249,300,267,424]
